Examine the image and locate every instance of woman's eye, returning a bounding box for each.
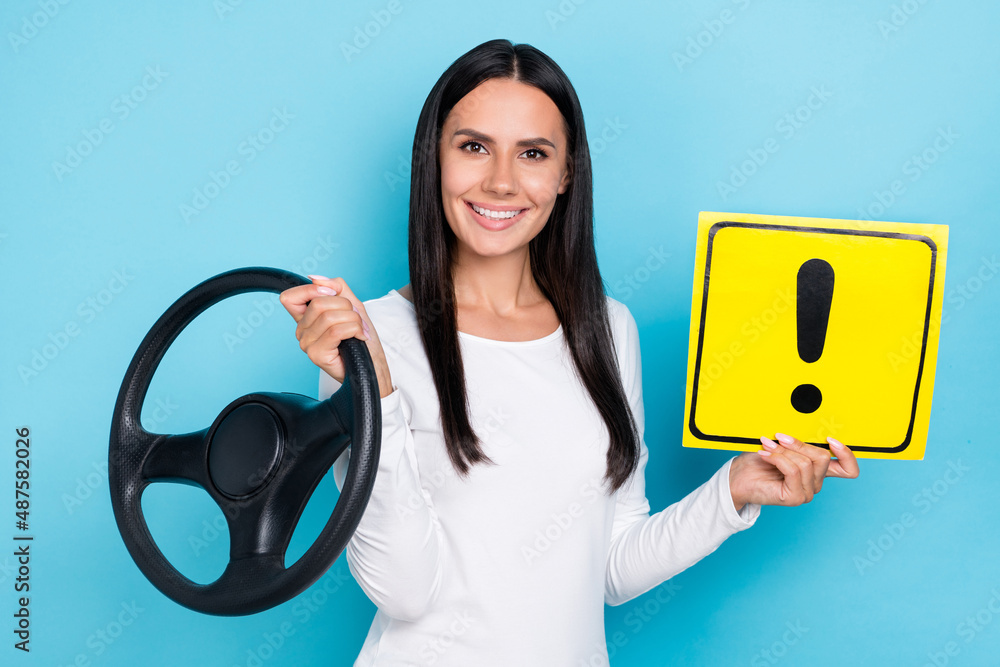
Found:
[461,141,486,154]
[523,148,548,160]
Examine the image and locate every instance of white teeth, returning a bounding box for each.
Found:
[471,203,522,220]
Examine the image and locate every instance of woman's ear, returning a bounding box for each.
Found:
[558,161,572,195]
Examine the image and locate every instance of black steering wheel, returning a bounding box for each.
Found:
[109,267,380,616]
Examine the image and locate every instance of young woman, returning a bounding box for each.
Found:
[280,39,859,666]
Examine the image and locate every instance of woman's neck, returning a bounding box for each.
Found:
[451,247,546,316]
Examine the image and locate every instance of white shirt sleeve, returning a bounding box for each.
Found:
[604,303,760,606]
[321,371,449,621]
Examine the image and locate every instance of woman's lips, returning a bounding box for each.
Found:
[465,200,527,230]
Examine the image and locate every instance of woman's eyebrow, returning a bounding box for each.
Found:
[452,128,556,150]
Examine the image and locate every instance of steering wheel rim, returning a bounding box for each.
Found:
[109,267,380,616]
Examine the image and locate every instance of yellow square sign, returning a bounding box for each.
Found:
[682,211,948,460]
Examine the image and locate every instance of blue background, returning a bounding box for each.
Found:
[2,1,998,665]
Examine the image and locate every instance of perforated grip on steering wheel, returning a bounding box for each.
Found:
[109,267,380,615]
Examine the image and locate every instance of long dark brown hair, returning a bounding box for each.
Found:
[407,39,639,493]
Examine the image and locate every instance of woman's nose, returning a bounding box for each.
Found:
[483,156,518,195]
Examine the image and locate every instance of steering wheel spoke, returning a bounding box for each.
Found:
[142,429,211,488]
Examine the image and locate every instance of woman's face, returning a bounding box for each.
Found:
[438,77,571,262]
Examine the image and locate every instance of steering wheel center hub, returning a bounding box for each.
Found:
[209,403,283,498]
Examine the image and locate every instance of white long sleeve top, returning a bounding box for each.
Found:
[320,290,760,666]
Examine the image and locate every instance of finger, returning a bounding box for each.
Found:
[302,325,344,370]
[779,446,818,501]
[309,275,362,310]
[305,322,362,369]
[307,275,373,341]
[759,437,811,504]
[279,282,338,322]
[825,437,860,479]
[763,437,816,476]
[297,306,369,362]
[296,290,354,341]
[775,432,831,491]
[750,446,792,504]
[295,275,359,338]
[352,304,372,340]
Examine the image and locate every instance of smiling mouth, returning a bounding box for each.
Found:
[467,202,527,220]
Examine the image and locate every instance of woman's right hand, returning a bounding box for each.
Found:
[279,275,394,399]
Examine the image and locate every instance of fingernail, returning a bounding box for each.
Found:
[362,319,370,336]
[308,274,330,282]
[827,437,844,449]
[760,436,777,450]
[316,286,337,296]
[757,450,772,457]
[775,432,794,446]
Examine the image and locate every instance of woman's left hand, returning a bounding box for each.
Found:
[729,434,860,512]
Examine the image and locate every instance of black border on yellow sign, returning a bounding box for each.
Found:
[688,221,939,453]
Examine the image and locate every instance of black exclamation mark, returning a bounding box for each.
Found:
[791,258,834,414]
